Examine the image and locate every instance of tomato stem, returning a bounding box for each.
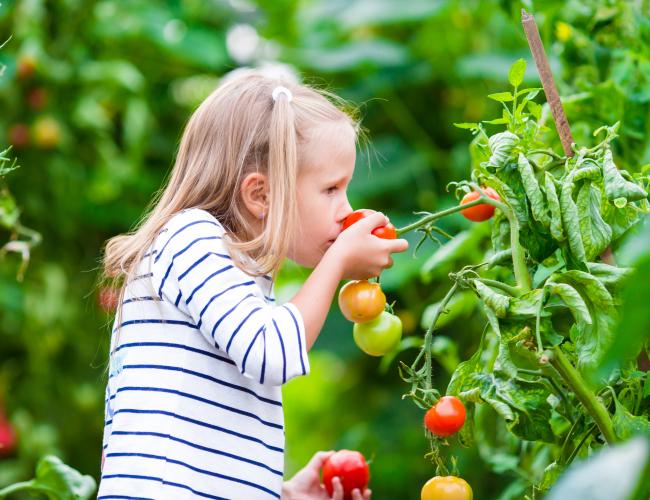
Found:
[545,347,617,445]
[395,199,486,236]
[422,283,460,392]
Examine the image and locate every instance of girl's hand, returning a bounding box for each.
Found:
[329,212,408,280]
[281,450,372,500]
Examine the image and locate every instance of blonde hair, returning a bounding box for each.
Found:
[100,70,362,341]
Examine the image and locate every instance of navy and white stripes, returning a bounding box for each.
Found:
[98,208,310,499]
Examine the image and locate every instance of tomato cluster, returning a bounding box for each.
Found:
[321,450,370,499]
[337,209,403,357]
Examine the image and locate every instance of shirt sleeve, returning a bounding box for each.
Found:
[149,211,310,386]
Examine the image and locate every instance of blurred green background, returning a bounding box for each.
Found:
[1,0,649,498]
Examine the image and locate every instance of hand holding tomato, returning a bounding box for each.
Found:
[283,450,371,500]
[329,212,408,280]
[424,396,466,437]
[322,450,370,500]
[342,209,397,239]
[460,187,500,222]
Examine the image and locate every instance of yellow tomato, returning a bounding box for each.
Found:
[421,476,473,500]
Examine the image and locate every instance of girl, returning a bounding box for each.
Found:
[98,70,408,499]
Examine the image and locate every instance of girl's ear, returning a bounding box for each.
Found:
[240,172,269,220]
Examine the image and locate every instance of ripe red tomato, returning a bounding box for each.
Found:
[341,209,397,239]
[424,396,466,437]
[421,476,473,500]
[353,311,402,356]
[0,409,17,457]
[460,187,500,222]
[338,280,386,323]
[322,450,369,499]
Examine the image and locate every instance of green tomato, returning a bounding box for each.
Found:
[353,311,402,356]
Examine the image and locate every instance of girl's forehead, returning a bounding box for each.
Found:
[300,121,356,176]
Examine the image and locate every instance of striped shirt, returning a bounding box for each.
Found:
[98,208,310,500]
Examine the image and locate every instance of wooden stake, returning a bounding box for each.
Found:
[521,9,574,157]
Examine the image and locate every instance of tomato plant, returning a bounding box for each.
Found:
[424,396,466,438]
[395,58,650,496]
[353,311,402,357]
[459,187,500,222]
[338,280,386,323]
[322,450,370,499]
[341,208,397,239]
[421,476,472,500]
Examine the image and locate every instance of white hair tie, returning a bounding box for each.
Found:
[272,86,293,102]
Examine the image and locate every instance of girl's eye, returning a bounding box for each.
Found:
[326,186,338,195]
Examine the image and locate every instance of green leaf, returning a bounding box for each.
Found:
[545,173,565,241]
[486,131,519,168]
[508,58,527,87]
[612,395,650,441]
[474,280,510,318]
[0,455,97,499]
[472,373,556,442]
[577,183,612,261]
[518,153,550,228]
[453,122,479,130]
[560,174,587,265]
[488,91,515,102]
[602,148,648,202]
[555,270,617,378]
[548,282,592,325]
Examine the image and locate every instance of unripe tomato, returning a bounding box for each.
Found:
[32,116,62,149]
[338,280,386,323]
[8,123,30,148]
[341,209,397,239]
[424,396,466,437]
[353,311,402,356]
[322,450,369,499]
[0,409,17,457]
[421,476,472,500]
[460,187,500,222]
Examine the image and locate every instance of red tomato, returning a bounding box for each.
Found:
[460,187,500,222]
[341,209,397,239]
[424,396,466,437]
[322,450,370,499]
[421,476,473,500]
[0,409,17,457]
[338,280,386,323]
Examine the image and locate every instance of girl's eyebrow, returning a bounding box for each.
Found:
[324,174,350,185]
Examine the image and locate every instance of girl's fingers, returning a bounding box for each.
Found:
[306,450,335,471]
[331,477,344,500]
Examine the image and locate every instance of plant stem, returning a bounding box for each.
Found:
[546,347,617,445]
[396,199,485,236]
[477,278,520,296]
[0,481,35,496]
[423,283,459,390]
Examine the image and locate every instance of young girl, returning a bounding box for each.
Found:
[98,70,408,499]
